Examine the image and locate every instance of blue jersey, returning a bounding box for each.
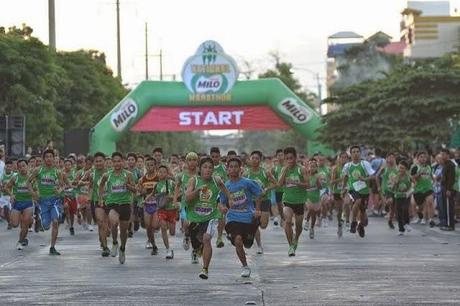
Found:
[219,177,263,224]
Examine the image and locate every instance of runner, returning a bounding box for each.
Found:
[246,150,277,254]
[271,149,285,226]
[316,154,332,227]
[74,155,94,232]
[378,152,398,229]
[411,151,435,227]
[219,157,261,278]
[341,145,376,238]
[28,149,67,255]
[84,152,109,256]
[210,147,227,248]
[156,165,177,259]
[62,159,77,235]
[0,160,14,229]
[278,147,308,256]
[330,152,348,238]
[98,152,136,264]
[185,157,230,279]
[305,158,323,239]
[393,160,413,235]
[126,152,143,237]
[5,159,34,250]
[138,157,159,255]
[173,152,199,259]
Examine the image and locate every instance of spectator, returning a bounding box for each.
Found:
[439,148,456,231]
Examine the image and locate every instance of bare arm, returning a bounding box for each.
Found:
[184,177,199,204]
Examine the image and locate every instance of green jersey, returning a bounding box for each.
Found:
[177,172,195,207]
[344,161,373,195]
[331,165,344,194]
[105,169,132,205]
[412,164,432,194]
[306,174,321,203]
[154,179,175,210]
[318,166,330,188]
[214,163,227,181]
[13,174,32,201]
[91,168,105,202]
[1,172,15,197]
[381,165,398,194]
[246,167,270,200]
[282,165,307,204]
[273,164,284,192]
[63,169,76,198]
[186,176,220,223]
[393,173,412,199]
[75,168,90,195]
[37,166,60,198]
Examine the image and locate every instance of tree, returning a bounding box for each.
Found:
[320,54,460,151]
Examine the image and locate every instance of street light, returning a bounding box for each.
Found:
[290,67,323,115]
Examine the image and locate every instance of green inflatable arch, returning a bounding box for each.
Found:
[90,78,328,155]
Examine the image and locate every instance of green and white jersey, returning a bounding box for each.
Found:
[63,169,76,198]
[273,164,284,192]
[411,164,432,194]
[186,176,220,223]
[331,165,344,195]
[246,167,270,200]
[37,166,60,198]
[13,174,33,202]
[317,165,331,189]
[104,169,132,206]
[342,160,375,195]
[91,168,105,202]
[306,174,321,203]
[281,165,307,204]
[393,173,412,199]
[213,163,227,181]
[381,165,398,194]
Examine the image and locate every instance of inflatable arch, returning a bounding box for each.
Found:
[90,41,327,155]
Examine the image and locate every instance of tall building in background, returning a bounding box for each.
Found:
[401,1,460,58]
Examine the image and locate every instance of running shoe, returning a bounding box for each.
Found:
[216,236,224,248]
[398,231,404,236]
[350,221,358,234]
[183,235,191,251]
[166,249,174,259]
[288,245,295,257]
[145,241,152,249]
[88,224,94,232]
[273,217,279,226]
[404,224,412,232]
[128,230,133,238]
[429,220,436,228]
[303,221,309,232]
[101,247,110,257]
[388,221,395,230]
[119,249,126,264]
[357,223,365,238]
[69,227,75,236]
[111,243,119,257]
[191,250,199,264]
[337,224,343,238]
[241,266,251,278]
[256,246,264,255]
[309,227,315,239]
[16,242,23,250]
[420,219,426,225]
[151,245,158,256]
[21,238,28,246]
[49,247,61,255]
[133,221,140,232]
[199,268,209,280]
[292,239,298,251]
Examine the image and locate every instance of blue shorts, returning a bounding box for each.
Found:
[144,203,158,215]
[12,200,34,212]
[180,207,187,221]
[39,197,62,230]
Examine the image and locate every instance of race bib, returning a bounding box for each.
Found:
[195,206,213,216]
[353,180,366,192]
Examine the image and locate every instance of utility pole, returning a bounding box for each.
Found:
[159,49,163,81]
[316,73,323,115]
[48,0,56,52]
[145,22,148,80]
[116,0,122,79]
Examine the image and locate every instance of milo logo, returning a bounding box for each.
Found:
[200,186,213,201]
[195,75,224,93]
[278,98,311,124]
[111,98,138,132]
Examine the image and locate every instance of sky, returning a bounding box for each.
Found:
[1,0,459,92]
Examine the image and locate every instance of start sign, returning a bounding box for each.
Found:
[131,106,289,132]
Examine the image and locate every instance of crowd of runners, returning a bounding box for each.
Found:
[0,145,459,279]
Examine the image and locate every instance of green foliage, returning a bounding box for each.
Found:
[320,54,460,151]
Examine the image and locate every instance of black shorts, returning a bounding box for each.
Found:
[261,199,271,212]
[108,204,131,221]
[275,192,284,203]
[333,193,342,201]
[284,203,305,216]
[413,191,433,207]
[189,220,215,251]
[225,221,258,249]
[348,191,369,207]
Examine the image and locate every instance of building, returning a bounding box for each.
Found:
[401,1,460,58]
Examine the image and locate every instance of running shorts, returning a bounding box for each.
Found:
[413,191,433,207]
[284,203,305,216]
[39,197,62,230]
[108,204,131,221]
[158,209,177,224]
[189,219,218,250]
[12,200,34,212]
[225,220,258,249]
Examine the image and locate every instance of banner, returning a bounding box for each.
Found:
[131,106,289,131]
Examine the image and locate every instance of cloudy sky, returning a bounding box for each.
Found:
[2,0,459,93]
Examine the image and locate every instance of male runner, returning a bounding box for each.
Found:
[210,147,227,249]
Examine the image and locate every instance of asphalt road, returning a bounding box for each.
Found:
[0,217,459,305]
